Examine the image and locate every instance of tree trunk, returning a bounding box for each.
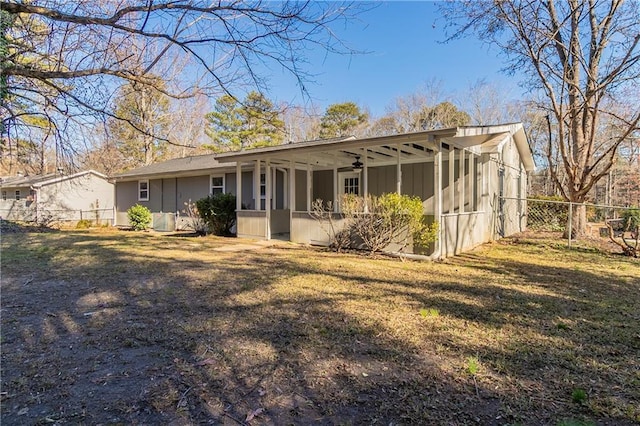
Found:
[572,203,588,238]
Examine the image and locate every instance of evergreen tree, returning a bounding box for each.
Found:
[205,92,284,152]
[319,102,368,139]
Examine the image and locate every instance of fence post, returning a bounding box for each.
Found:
[568,202,572,248]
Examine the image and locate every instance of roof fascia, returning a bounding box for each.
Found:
[215,129,458,163]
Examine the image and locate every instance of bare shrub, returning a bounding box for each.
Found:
[606,208,639,257]
[181,200,207,235]
[310,199,351,252]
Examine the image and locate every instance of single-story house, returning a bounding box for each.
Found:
[113,123,533,258]
[215,123,534,258]
[0,170,114,224]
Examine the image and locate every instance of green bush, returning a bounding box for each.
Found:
[195,193,237,236]
[127,204,152,231]
[343,193,438,253]
[76,219,93,229]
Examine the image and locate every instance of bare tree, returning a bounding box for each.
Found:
[166,93,210,158]
[442,0,640,236]
[460,79,520,125]
[1,1,361,169]
[281,103,322,143]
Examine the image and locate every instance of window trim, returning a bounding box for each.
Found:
[210,174,225,195]
[138,180,149,201]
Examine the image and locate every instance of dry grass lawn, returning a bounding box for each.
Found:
[1,228,639,425]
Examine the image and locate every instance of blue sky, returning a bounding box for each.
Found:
[264,2,522,117]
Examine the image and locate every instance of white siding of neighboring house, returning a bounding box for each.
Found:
[36,173,115,222]
[0,173,114,223]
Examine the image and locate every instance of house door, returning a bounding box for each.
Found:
[338,171,361,212]
[339,172,361,197]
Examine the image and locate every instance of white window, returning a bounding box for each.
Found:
[1,191,6,201]
[138,180,149,201]
[15,190,21,200]
[210,175,225,195]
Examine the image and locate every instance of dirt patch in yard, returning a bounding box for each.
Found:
[1,230,639,425]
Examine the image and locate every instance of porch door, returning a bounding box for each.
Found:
[339,172,361,197]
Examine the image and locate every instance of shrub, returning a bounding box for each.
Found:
[345,193,439,254]
[195,193,237,236]
[181,199,207,235]
[312,193,439,255]
[622,207,640,234]
[607,207,639,257]
[310,199,352,252]
[76,219,93,229]
[127,204,152,231]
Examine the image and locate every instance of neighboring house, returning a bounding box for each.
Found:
[113,123,534,258]
[0,170,114,224]
[216,123,535,258]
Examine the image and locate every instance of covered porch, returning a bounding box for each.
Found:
[216,125,526,258]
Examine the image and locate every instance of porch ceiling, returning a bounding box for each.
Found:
[217,129,457,170]
[215,123,532,170]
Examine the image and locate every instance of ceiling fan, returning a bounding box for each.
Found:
[352,155,363,172]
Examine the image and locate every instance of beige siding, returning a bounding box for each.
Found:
[441,212,489,257]
[291,211,349,246]
[237,211,266,239]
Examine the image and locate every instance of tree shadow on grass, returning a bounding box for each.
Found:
[1,231,638,425]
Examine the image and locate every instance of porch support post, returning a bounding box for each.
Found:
[363,148,369,213]
[282,169,288,209]
[480,153,490,214]
[333,165,338,213]
[306,160,312,212]
[469,154,476,211]
[289,159,296,218]
[396,143,402,194]
[254,160,261,211]
[433,140,443,259]
[459,149,466,213]
[448,147,455,214]
[272,167,277,207]
[265,159,271,240]
[236,162,242,211]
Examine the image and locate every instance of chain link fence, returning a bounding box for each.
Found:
[500,197,636,248]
